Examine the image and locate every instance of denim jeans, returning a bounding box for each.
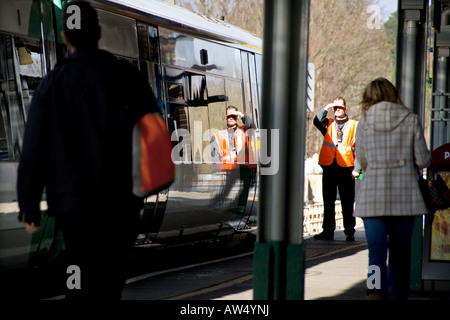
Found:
[363,216,416,299]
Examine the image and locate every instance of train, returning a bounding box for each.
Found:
[0,0,262,272]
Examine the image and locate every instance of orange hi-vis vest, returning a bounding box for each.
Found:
[318,118,358,167]
[214,125,249,170]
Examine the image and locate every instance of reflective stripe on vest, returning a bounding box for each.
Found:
[318,118,358,167]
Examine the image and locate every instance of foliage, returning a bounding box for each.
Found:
[307,0,393,156]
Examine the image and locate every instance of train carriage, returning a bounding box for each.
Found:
[0,0,262,272]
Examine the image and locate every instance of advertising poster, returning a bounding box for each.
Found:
[430,146,450,261]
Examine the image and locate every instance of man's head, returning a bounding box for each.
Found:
[62,1,101,51]
[332,97,347,118]
[226,106,239,128]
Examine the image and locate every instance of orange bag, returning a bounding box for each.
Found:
[132,113,175,197]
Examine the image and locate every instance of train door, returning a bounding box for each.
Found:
[0,0,58,270]
[0,33,33,270]
[160,66,237,243]
[155,26,252,244]
[237,51,260,230]
[134,23,168,243]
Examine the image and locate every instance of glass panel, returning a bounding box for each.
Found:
[225,79,244,115]
[240,52,251,117]
[138,24,164,115]
[137,24,149,61]
[168,82,184,101]
[159,27,242,79]
[170,105,190,162]
[165,67,185,104]
[0,33,44,160]
[248,53,260,129]
[137,24,160,64]
[0,100,8,160]
[148,26,160,63]
[187,73,207,106]
[207,75,227,132]
[188,106,209,163]
[97,9,139,59]
[174,106,189,130]
[0,0,53,40]
[255,54,262,85]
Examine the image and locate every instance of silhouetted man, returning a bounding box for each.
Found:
[17,1,159,299]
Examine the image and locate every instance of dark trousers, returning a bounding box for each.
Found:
[363,216,415,299]
[56,202,140,300]
[321,161,356,236]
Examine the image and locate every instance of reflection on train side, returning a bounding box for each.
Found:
[136,163,257,246]
[0,0,262,271]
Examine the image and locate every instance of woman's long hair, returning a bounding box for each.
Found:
[360,77,405,117]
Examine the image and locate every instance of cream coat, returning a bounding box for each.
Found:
[355,101,431,217]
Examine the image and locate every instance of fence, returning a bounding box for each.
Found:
[303,201,364,237]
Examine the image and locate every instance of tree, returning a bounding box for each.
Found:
[384,10,398,81]
[306,0,393,156]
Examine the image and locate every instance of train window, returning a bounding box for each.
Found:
[165,67,185,103]
[148,26,160,63]
[168,82,184,101]
[97,10,139,59]
[0,34,45,160]
[174,106,189,130]
[255,54,262,85]
[15,37,45,118]
[164,66,188,138]
[159,27,242,79]
[0,104,7,160]
[207,75,227,131]
[159,28,188,68]
[188,105,209,163]
[170,105,191,163]
[225,79,244,114]
[137,24,164,115]
[249,54,261,129]
[187,72,207,106]
[137,25,160,64]
[255,54,262,100]
[240,52,252,118]
[185,72,210,163]
[137,24,150,61]
[165,66,190,161]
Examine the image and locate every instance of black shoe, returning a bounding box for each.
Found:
[314,232,334,240]
[346,235,355,242]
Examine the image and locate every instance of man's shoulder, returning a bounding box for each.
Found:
[58,50,129,69]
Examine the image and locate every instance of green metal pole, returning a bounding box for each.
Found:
[410,216,424,291]
[254,0,310,300]
[396,0,429,292]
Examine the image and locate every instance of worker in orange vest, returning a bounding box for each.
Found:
[212,106,252,169]
[211,106,254,210]
[313,97,360,241]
